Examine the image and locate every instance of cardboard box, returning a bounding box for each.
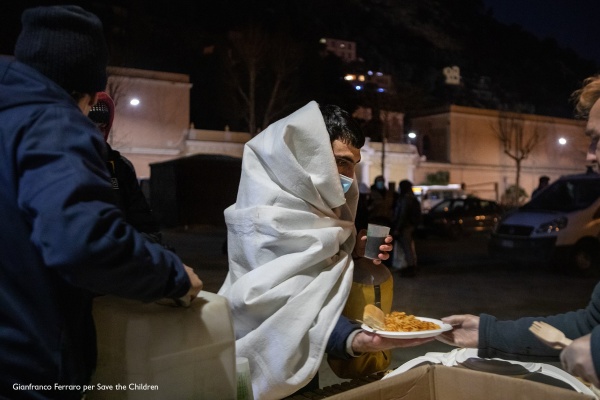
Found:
[326,365,594,400]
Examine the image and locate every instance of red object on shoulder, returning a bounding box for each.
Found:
[89,91,115,141]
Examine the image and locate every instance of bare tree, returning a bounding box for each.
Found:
[492,110,541,206]
[106,70,188,152]
[360,89,405,180]
[224,25,302,135]
[260,34,302,130]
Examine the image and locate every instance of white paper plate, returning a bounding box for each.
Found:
[539,364,596,396]
[454,349,595,396]
[361,317,452,339]
[454,348,540,372]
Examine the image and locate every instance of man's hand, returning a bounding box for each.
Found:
[561,334,599,386]
[351,330,433,353]
[183,264,203,302]
[355,229,393,265]
[436,314,480,348]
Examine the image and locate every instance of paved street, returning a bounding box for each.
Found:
[162,226,599,387]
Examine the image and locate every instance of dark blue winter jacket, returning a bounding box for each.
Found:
[0,56,190,399]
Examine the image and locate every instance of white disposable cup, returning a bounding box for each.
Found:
[236,357,254,400]
[364,223,390,259]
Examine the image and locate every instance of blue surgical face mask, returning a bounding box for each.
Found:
[375,181,385,190]
[340,174,353,193]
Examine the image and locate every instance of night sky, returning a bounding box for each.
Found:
[3,1,599,67]
[482,0,600,65]
[3,1,600,66]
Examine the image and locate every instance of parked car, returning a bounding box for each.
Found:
[420,197,503,239]
[412,184,465,214]
[489,172,600,272]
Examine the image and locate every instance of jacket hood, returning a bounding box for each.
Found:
[0,56,79,113]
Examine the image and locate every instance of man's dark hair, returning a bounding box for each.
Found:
[399,179,413,195]
[319,104,365,148]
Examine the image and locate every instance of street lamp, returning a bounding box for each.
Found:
[407,131,417,145]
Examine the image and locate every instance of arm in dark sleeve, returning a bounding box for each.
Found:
[591,326,600,380]
[478,314,562,362]
[327,315,361,360]
[18,109,189,301]
[478,282,600,363]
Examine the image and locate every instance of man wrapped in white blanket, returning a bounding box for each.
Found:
[218,102,426,399]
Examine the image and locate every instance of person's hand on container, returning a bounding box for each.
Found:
[354,229,393,265]
[436,314,480,348]
[560,334,599,386]
[183,265,203,303]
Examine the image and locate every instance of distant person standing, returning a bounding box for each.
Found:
[391,179,421,277]
[0,6,201,399]
[89,92,163,244]
[368,175,394,226]
[532,175,550,198]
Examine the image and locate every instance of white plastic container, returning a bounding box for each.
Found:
[88,291,236,400]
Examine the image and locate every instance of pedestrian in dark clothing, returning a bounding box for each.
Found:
[532,175,550,198]
[391,179,421,277]
[89,92,163,243]
[367,175,394,226]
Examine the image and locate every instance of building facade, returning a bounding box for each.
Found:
[320,37,357,62]
[409,105,588,201]
[106,67,192,177]
[107,67,589,205]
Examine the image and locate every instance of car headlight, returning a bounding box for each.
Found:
[535,217,568,233]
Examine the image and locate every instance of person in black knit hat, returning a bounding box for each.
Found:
[0,6,202,399]
[14,4,109,96]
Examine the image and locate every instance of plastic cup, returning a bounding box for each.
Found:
[364,223,390,259]
[236,357,254,400]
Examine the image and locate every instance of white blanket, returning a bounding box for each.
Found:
[218,101,358,399]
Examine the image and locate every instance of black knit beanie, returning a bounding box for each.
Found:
[14,5,108,94]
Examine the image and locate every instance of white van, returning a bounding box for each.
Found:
[489,172,600,272]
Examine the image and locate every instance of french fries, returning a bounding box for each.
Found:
[384,311,440,332]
